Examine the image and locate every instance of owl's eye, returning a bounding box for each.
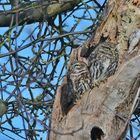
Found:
[72,63,83,70]
[76,65,82,69]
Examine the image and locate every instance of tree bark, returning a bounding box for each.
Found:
[0,0,81,27]
[49,0,140,140]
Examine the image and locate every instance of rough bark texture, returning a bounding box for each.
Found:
[49,0,140,140]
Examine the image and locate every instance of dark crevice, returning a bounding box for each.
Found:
[90,126,105,140]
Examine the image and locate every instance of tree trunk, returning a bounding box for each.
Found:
[49,0,140,140]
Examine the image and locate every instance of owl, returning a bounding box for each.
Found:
[88,41,119,86]
[69,61,92,101]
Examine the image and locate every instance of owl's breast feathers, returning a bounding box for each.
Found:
[69,61,91,100]
[88,42,119,84]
